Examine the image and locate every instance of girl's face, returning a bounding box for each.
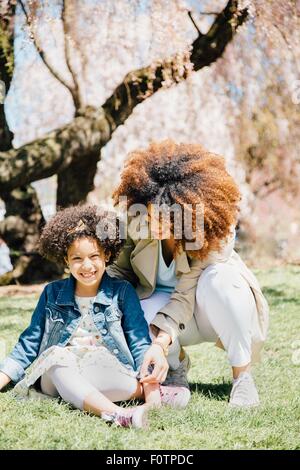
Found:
[66,237,107,293]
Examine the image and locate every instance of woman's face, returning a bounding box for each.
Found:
[66,237,106,290]
[147,204,173,240]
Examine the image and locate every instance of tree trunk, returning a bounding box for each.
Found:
[0,186,63,285]
[56,150,100,207]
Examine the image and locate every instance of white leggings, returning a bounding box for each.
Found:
[40,349,139,410]
[141,262,257,369]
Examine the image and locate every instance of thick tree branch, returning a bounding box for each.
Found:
[103,0,248,131]
[0,106,111,193]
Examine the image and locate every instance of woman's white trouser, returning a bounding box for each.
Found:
[141,262,257,370]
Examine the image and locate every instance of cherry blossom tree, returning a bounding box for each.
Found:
[0,0,299,283]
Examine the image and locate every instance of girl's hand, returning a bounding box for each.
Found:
[0,371,11,391]
[139,344,169,384]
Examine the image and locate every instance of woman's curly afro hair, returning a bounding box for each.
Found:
[39,205,124,266]
[113,140,241,260]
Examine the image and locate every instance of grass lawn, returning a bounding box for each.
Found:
[0,266,299,450]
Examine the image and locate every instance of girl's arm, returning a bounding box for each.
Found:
[0,287,47,383]
[0,371,11,391]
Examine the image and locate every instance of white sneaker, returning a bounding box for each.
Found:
[229,372,260,408]
[101,405,149,429]
[159,385,191,408]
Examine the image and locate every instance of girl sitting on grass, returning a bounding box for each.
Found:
[0,205,188,428]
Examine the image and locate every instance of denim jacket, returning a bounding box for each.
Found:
[0,272,152,383]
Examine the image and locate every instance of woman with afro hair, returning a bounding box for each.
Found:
[108,140,269,408]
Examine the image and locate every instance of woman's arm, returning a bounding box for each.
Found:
[151,228,236,344]
[151,257,204,344]
[120,281,170,383]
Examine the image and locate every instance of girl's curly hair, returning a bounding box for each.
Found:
[39,205,124,266]
[113,140,241,260]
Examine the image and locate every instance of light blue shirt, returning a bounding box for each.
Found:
[155,240,177,294]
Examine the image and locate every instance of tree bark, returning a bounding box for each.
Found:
[0,186,62,284]
[56,149,100,207]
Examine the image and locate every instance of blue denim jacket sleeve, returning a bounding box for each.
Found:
[120,282,152,373]
[0,286,47,383]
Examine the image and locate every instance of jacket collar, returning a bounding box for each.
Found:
[56,272,113,307]
[128,215,191,277]
[175,248,191,275]
[130,239,191,291]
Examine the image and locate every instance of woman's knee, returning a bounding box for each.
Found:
[196,263,256,325]
[197,263,253,302]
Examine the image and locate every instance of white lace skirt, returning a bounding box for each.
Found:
[14,345,138,400]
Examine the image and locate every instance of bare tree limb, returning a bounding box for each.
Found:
[188,11,203,36]
[103,0,248,130]
[18,0,79,107]
[62,0,83,110]
[199,11,220,16]
[190,0,248,71]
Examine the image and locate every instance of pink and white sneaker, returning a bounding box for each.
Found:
[159,385,191,408]
[101,405,149,429]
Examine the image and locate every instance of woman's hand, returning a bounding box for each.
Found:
[139,344,169,384]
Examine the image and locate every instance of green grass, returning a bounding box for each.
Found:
[0,266,299,449]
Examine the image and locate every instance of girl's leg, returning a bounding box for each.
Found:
[41,365,123,414]
[78,348,144,403]
[41,365,148,428]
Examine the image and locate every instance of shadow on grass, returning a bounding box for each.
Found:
[190,381,232,401]
[263,287,300,306]
[263,287,286,297]
[0,307,33,318]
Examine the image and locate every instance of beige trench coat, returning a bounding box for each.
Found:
[107,217,269,362]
